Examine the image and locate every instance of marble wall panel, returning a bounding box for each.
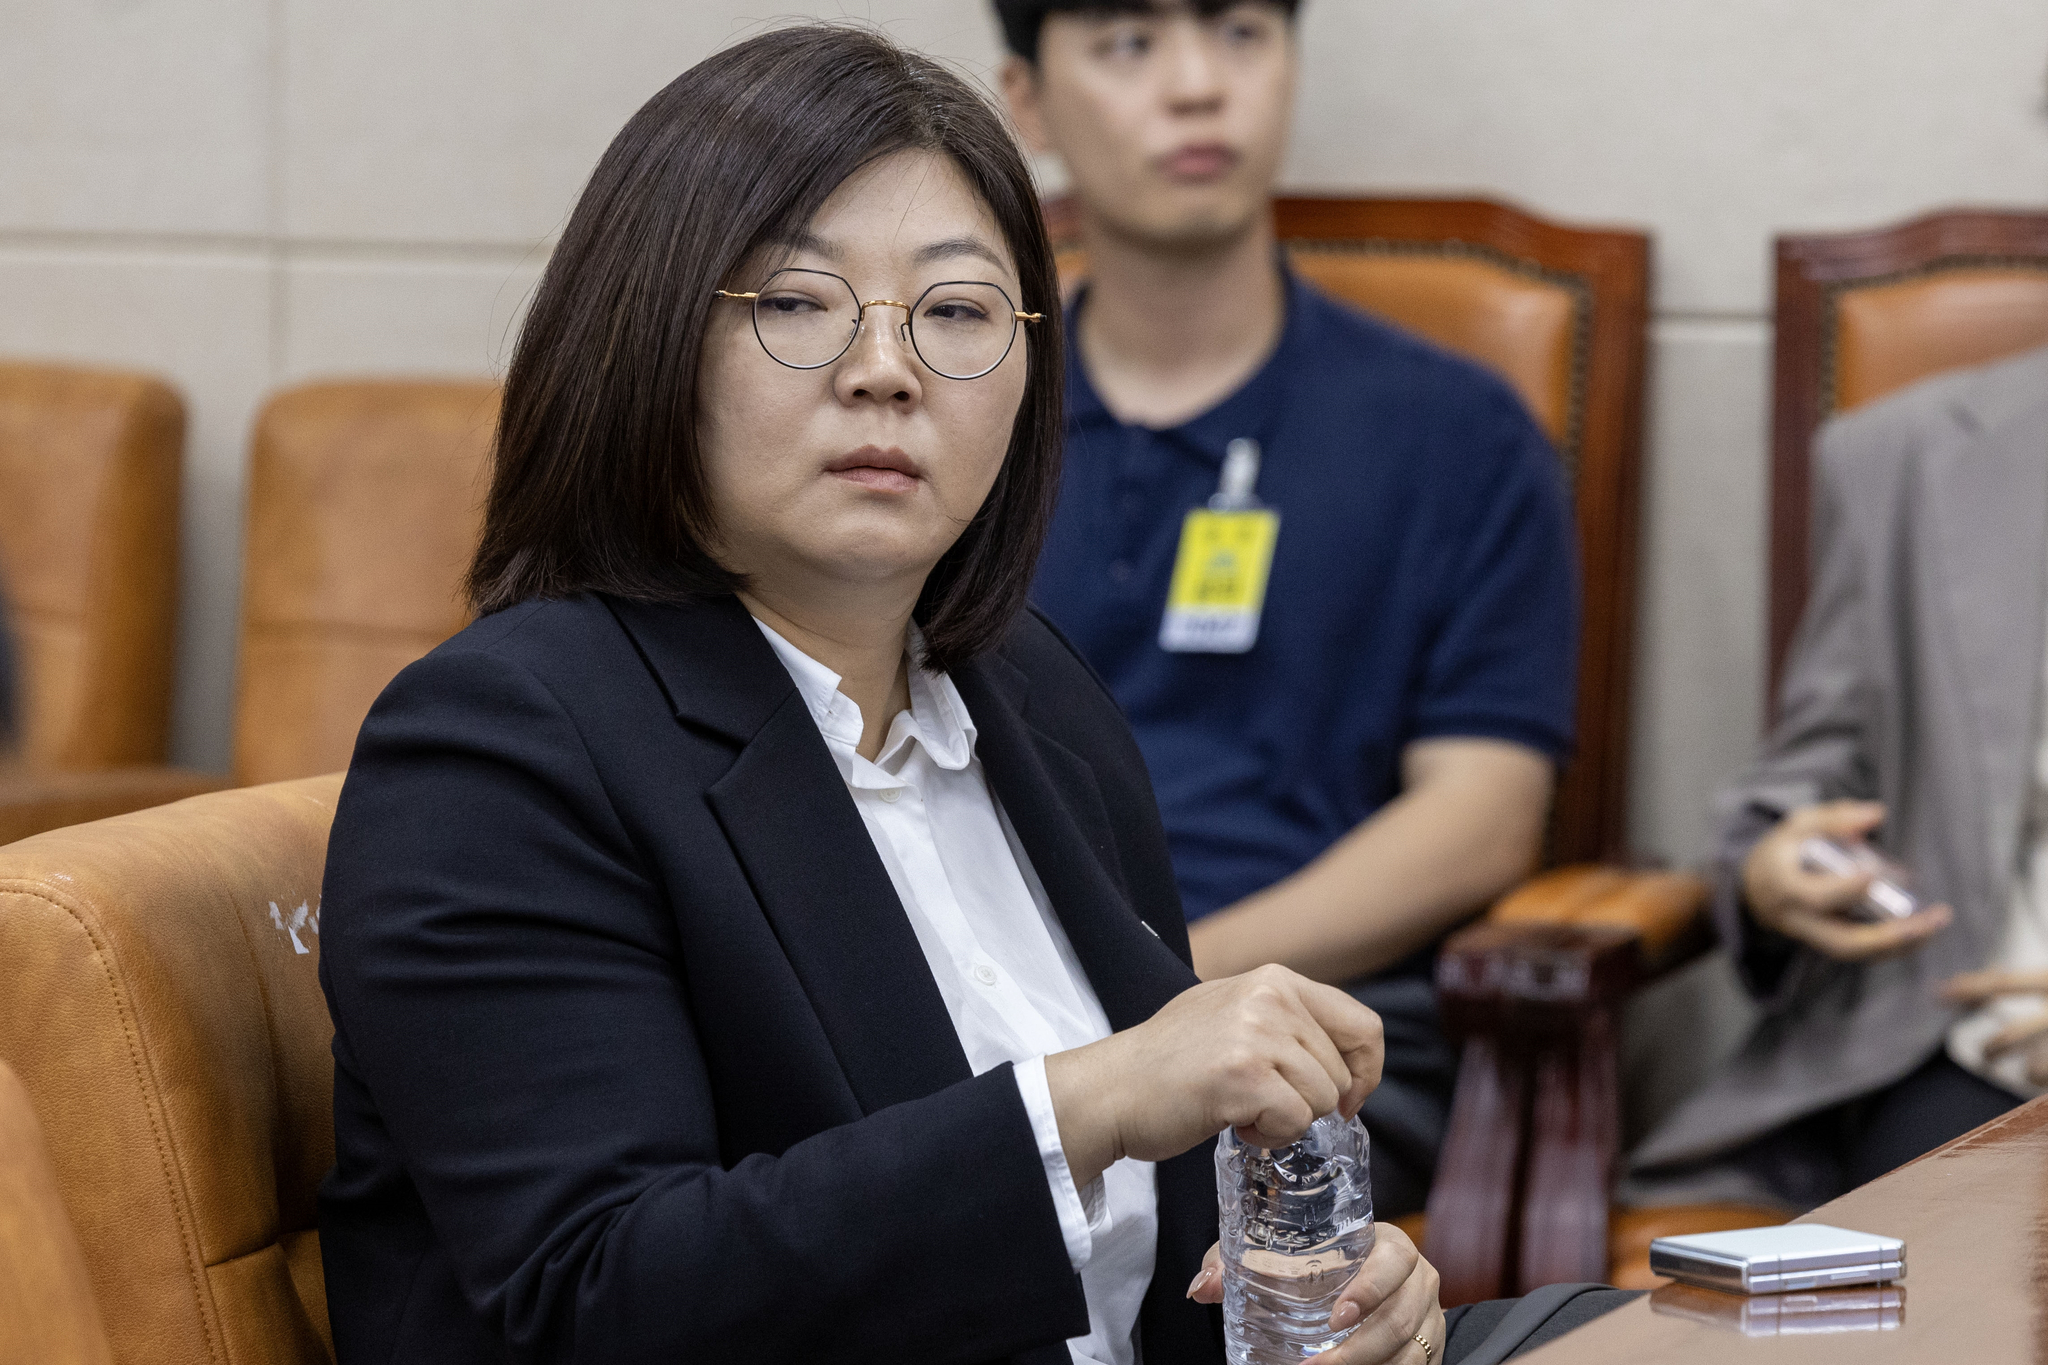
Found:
[0,0,271,236]
[1287,0,2048,313]
[1628,319,1774,867]
[280,253,546,382]
[276,0,1009,246]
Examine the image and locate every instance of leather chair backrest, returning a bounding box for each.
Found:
[1769,211,2048,694]
[0,363,182,771]
[1833,267,2048,413]
[0,1058,114,1365]
[1281,250,1575,449]
[0,774,343,1365]
[234,382,497,786]
[1045,195,1651,864]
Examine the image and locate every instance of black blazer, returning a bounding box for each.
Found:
[318,592,1224,1365]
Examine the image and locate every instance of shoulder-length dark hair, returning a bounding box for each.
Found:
[466,24,1063,673]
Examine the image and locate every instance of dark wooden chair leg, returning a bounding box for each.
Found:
[1431,916,1657,1303]
[1516,1007,1620,1291]
[1424,1034,1529,1306]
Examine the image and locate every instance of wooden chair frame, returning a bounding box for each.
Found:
[1769,209,2048,693]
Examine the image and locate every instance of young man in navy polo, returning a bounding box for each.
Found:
[998,0,1578,1216]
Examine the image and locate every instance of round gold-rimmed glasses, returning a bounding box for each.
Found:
[713,268,1043,381]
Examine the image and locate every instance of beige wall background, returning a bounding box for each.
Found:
[2,1,2045,877]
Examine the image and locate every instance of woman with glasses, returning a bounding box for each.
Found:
[317,25,1443,1365]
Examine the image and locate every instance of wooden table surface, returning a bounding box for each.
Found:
[1521,1094,2048,1361]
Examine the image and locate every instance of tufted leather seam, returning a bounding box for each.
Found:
[3,883,230,1365]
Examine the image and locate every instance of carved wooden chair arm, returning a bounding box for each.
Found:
[1423,865,1711,1306]
[1483,864,1713,973]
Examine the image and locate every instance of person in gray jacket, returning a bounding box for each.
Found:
[1632,342,2048,1210]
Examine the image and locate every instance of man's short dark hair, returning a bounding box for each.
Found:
[467,25,1064,675]
[994,0,1301,63]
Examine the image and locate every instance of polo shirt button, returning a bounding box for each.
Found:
[1109,560,1133,584]
[973,963,998,986]
[878,787,901,803]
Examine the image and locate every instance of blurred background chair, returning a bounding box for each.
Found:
[0,362,222,846]
[0,1058,115,1365]
[1,378,496,848]
[229,380,496,786]
[1047,196,1751,1300]
[0,774,343,1365]
[1769,209,2048,695]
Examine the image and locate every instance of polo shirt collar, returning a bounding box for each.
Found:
[1063,264,1318,467]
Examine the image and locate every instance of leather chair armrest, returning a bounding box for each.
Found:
[0,767,231,847]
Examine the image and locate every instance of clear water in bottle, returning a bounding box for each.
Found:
[1215,1113,1376,1363]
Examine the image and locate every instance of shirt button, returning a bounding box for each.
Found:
[878,787,901,803]
[973,963,998,986]
[1109,560,1133,584]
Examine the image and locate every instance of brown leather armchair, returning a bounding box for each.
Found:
[0,774,343,1365]
[0,362,222,845]
[0,1058,114,1365]
[1046,197,1751,1299]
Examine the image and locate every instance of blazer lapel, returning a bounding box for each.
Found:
[954,650,1197,1033]
[606,595,971,1115]
[1927,394,2048,886]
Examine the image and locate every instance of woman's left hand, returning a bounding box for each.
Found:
[1188,1220,1446,1363]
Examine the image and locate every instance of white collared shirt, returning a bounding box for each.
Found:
[756,620,1158,1365]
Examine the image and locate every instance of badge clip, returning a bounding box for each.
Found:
[1159,439,1281,654]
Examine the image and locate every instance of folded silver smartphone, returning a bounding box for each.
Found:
[1797,837,1922,921]
[1648,1223,1905,1294]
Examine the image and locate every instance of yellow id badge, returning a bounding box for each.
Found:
[1158,507,1281,653]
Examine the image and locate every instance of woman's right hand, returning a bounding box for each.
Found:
[1043,963,1384,1188]
[1741,800,1950,962]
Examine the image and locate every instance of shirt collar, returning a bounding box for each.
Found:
[1062,262,1316,466]
[752,618,979,777]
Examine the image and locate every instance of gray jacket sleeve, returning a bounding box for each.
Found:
[1712,419,1881,1005]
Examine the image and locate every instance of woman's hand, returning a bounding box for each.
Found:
[1741,801,1950,961]
[1942,970,2048,1086]
[1044,964,1383,1187]
[1187,1222,1445,1363]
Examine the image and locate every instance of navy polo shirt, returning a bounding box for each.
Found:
[1032,271,1578,929]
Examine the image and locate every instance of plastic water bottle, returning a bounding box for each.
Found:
[1215,1113,1376,1363]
